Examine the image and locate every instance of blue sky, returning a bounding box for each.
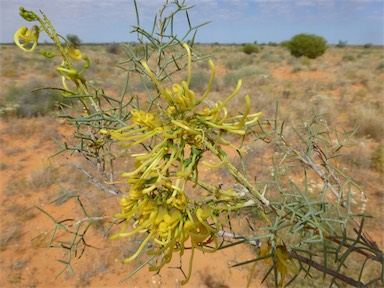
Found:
[1,0,383,45]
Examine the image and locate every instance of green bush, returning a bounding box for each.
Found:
[242,43,260,55]
[286,33,327,59]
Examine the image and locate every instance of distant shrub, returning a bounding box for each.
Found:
[291,66,304,73]
[242,44,260,55]
[106,43,121,54]
[132,44,147,57]
[189,70,211,92]
[260,52,284,63]
[285,33,327,59]
[357,50,373,59]
[342,55,355,62]
[377,62,384,72]
[371,144,384,173]
[300,56,311,66]
[0,81,72,118]
[355,106,384,142]
[66,34,82,48]
[225,56,254,70]
[224,67,269,87]
[363,43,373,49]
[336,40,347,48]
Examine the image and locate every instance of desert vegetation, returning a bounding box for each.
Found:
[284,33,328,59]
[0,2,383,288]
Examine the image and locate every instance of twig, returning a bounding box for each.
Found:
[71,216,111,227]
[216,230,260,247]
[66,157,120,195]
[204,140,270,206]
[217,229,375,288]
[291,251,367,288]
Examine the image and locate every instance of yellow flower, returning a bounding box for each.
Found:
[259,242,299,287]
[67,45,82,61]
[14,25,39,52]
[131,109,162,128]
[259,241,272,263]
[275,245,299,287]
[140,43,205,114]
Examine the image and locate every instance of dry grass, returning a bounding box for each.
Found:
[0,226,22,251]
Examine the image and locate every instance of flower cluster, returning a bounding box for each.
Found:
[259,241,299,287]
[103,43,263,283]
[112,185,219,283]
[14,7,91,104]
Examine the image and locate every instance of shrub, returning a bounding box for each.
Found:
[225,56,254,70]
[355,105,384,142]
[66,34,81,48]
[371,144,384,173]
[0,81,72,118]
[224,67,269,87]
[285,33,327,59]
[260,51,284,63]
[377,62,384,72]
[242,43,260,55]
[189,69,212,92]
[336,40,347,48]
[300,56,311,66]
[267,41,278,46]
[342,55,355,62]
[106,43,121,54]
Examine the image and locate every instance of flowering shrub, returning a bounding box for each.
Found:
[14,2,382,287]
[101,43,266,283]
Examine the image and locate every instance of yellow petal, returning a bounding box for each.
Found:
[14,26,39,52]
[67,45,82,61]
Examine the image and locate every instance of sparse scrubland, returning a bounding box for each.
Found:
[0,5,383,288]
[1,41,382,287]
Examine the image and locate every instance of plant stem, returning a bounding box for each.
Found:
[203,139,270,206]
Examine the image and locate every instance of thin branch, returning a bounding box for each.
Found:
[291,251,367,288]
[217,229,376,288]
[66,157,120,195]
[216,230,260,247]
[71,216,111,227]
